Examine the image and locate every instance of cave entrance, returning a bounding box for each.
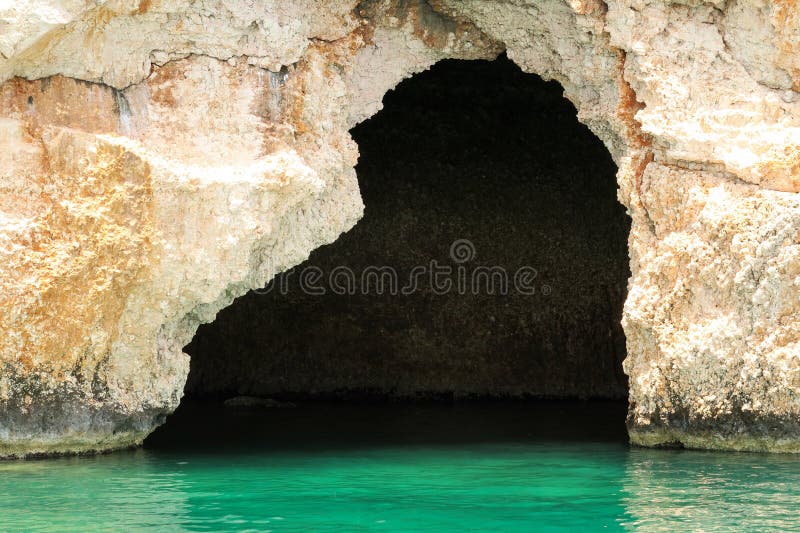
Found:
[169,54,630,429]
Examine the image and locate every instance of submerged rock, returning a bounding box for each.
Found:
[223,397,296,409]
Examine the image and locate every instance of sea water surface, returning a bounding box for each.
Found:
[1,401,799,532]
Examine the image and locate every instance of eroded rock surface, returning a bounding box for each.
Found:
[0,0,799,456]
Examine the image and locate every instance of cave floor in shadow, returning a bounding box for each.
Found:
[2,400,800,531]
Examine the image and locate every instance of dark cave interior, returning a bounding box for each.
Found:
[182,54,631,403]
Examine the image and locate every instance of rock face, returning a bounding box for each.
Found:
[0,0,798,456]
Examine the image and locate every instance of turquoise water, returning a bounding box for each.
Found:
[1,402,799,531]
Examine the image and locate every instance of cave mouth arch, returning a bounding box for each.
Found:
[172,54,630,411]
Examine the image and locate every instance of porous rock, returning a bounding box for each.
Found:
[1,0,799,456]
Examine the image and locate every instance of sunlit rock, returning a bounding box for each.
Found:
[1,0,799,456]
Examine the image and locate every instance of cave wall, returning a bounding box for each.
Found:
[185,57,630,400]
[0,0,799,456]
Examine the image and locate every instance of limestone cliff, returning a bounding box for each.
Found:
[0,0,799,456]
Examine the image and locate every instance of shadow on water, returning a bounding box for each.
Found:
[144,399,630,454]
[1,401,800,531]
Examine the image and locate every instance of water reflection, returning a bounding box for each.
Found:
[621,448,800,531]
[0,450,193,531]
